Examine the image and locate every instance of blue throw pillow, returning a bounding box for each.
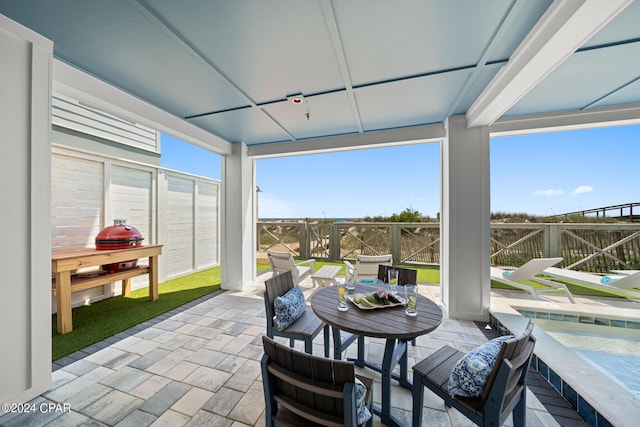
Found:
[354,377,372,425]
[273,285,306,331]
[447,335,514,398]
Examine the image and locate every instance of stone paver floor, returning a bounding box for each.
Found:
[1,273,586,427]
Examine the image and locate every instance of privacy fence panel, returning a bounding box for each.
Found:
[195,181,219,269]
[109,164,154,248]
[165,174,195,277]
[51,154,104,250]
[51,147,220,310]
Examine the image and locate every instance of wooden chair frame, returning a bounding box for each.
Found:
[261,336,373,427]
[412,319,536,427]
[264,271,329,357]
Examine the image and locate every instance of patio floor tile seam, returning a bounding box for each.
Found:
[52,289,227,372]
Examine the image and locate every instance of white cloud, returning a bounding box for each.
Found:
[533,189,563,196]
[572,185,593,195]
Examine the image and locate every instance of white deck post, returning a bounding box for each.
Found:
[0,14,53,404]
[440,115,491,321]
[220,143,256,291]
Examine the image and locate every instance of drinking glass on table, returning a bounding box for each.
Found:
[405,284,418,317]
[345,278,355,293]
[337,282,349,311]
[388,269,399,294]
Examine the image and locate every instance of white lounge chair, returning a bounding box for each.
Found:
[266,250,314,285]
[543,267,640,299]
[344,254,392,282]
[490,257,575,303]
[611,269,640,276]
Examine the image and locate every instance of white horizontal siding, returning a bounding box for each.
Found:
[53,94,159,153]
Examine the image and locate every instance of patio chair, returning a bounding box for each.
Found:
[490,257,575,303]
[267,249,315,285]
[378,264,418,346]
[344,254,393,282]
[542,267,640,299]
[377,264,418,286]
[261,335,374,427]
[412,319,536,427]
[264,271,330,357]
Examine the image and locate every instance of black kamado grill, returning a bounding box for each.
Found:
[95,218,144,273]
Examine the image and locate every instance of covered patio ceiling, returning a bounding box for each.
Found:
[1,0,640,155]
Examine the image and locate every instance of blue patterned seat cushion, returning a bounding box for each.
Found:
[355,377,372,425]
[447,335,514,398]
[273,285,306,331]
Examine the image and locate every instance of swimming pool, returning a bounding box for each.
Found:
[531,316,640,399]
[490,309,640,427]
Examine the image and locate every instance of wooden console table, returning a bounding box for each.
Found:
[51,245,163,334]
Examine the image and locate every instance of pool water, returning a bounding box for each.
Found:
[534,318,640,398]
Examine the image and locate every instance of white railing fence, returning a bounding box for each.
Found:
[258,221,640,273]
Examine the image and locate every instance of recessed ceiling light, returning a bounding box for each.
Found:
[287,93,305,105]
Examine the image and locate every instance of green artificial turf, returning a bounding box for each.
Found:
[52,266,221,361]
[260,259,443,285]
[289,258,632,299]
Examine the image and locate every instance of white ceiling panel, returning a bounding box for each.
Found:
[452,64,503,116]
[188,108,290,145]
[1,0,639,149]
[582,0,640,48]
[356,70,473,131]
[507,42,640,116]
[149,0,345,104]
[1,1,249,117]
[263,92,359,140]
[485,0,553,62]
[333,0,513,85]
[590,78,640,109]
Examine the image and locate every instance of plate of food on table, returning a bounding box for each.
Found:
[348,289,405,309]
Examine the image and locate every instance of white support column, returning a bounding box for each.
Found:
[0,14,53,404]
[220,143,256,291]
[440,116,491,321]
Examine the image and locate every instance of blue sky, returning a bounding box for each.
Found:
[161,124,639,219]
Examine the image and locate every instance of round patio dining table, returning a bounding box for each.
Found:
[311,283,443,427]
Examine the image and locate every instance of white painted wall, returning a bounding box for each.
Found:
[0,14,53,405]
